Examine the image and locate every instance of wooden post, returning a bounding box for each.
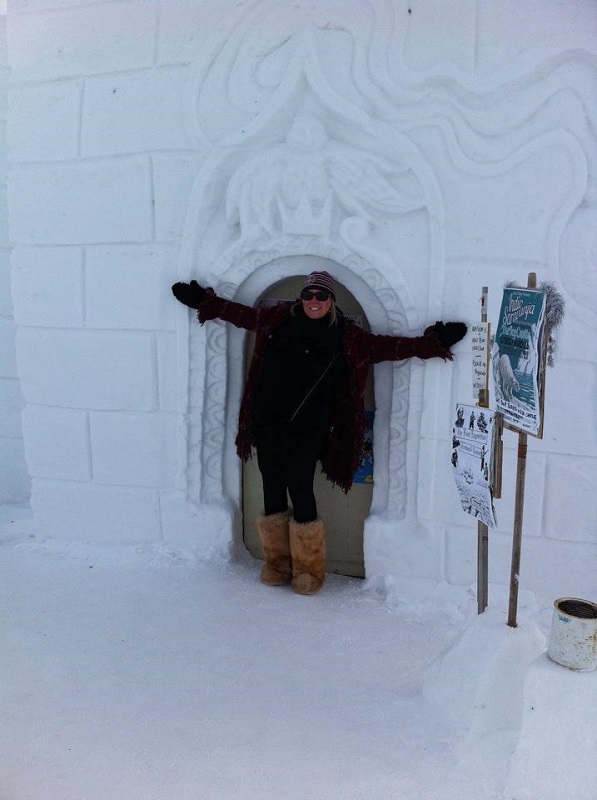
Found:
[507,272,536,628]
[477,286,489,614]
[477,506,489,613]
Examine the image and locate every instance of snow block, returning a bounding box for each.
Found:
[0,437,30,504]
[9,159,152,245]
[544,455,597,543]
[0,109,6,157]
[30,479,161,543]
[364,516,444,587]
[82,68,190,157]
[11,246,84,327]
[0,17,7,70]
[17,328,156,410]
[444,524,513,587]
[0,318,18,378]
[8,3,156,81]
[90,411,177,488]
[157,2,242,66]
[0,378,25,438]
[517,537,597,603]
[557,298,597,364]
[156,332,177,411]
[0,74,7,128]
[85,245,178,331]
[0,184,7,243]
[160,490,234,559]
[0,249,12,315]
[444,523,477,586]
[8,81,81,162]
[22,405,91,481]
[541,361,597,458]
[153,154,205,240]
[504,655,597,800]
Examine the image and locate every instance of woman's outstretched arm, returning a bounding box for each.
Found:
[364,320,468,363]
[172,281,267,332]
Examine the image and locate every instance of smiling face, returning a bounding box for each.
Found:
[301,290,333,320]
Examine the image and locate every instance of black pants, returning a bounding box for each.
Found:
[255,427,324,524]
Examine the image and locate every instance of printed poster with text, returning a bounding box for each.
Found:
[451,404,497,528]
[491,288,546,436]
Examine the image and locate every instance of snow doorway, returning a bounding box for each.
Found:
[183,253,412,574]
[241,269,374,578]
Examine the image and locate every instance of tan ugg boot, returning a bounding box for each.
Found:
[289,518,326,595]
[256,511,292,586]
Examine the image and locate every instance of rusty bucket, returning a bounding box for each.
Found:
[547,597,597,672]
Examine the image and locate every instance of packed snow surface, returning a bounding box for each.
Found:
[1,508,595,800]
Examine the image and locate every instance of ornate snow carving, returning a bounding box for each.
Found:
[225,115,424,240]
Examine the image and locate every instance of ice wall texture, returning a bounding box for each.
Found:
[5,1,597,598]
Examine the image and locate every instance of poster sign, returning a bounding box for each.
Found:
[472,322,490,395]
[451,404,497,528]
[353,411,373,485]
[491,287,546,437]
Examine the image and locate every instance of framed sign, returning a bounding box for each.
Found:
[491,287,547,437]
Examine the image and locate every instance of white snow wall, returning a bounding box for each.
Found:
[0,10,29,504]
[5,0,597,600]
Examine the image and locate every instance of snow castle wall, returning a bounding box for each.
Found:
[5,1,597,601]
[0,10,29,504]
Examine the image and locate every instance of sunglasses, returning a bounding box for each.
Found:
[300,288,332,302]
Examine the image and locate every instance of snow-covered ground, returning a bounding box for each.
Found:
[1,505,595,800]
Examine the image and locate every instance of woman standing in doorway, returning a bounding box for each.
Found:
[172,271,467,595]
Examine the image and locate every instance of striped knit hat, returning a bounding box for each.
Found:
[302,270,336,300]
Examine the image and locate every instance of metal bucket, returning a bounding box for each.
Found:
[547,597,597,672]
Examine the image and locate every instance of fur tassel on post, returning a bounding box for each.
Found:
[506,280,565,366]
[541,281,566,366]
[289,518,326,595]
[256,512,292,586]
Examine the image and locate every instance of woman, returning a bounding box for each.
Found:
[172,271,466,595]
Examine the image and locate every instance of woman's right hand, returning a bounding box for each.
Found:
[171,280,207,309]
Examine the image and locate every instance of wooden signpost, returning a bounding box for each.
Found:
[505,272,547,627]
[487,271,547,627]
[468,275,548,624]
[475,287,489,614]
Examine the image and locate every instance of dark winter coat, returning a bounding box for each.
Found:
[250,306,343,440]
[196,289,453,492]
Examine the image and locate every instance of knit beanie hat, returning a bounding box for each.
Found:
[302,270,336,300]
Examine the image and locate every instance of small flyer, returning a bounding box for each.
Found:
[491,287,546,436]
[451,403,497,528]
[471,322,490,395]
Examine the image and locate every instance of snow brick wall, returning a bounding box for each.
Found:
[5,0,597,601]
[0,11,29,505]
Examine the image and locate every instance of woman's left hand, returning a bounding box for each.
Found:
[425,321,468,348]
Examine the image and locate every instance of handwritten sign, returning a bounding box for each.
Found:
[472,322,489,395]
